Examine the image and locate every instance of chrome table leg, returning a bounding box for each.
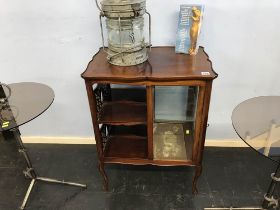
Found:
[3,129,87,210]
[262,162,280,209]
[36,176,87,188]
[20,179,36,210]
[204,208,263,210]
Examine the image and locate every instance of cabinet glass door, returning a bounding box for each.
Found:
[153,86,199,161]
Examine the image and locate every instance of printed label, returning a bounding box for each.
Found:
[201,72,210,76]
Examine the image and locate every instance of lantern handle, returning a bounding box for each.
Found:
[145,10,152,51]
[95,0,103,13]
[99,14,106,50]
[99,15,112,56]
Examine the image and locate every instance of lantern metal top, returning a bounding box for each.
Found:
[101,0,145,6]
[97,0,146,18]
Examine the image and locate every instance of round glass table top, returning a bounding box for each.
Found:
[0,82,54,132]
[232,96,280,163]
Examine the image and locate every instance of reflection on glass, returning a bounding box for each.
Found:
[106,17,145,52]
[154,86,198,122]
[153,86,198,161]
[154,123,186,160]
[0,82,54,132]
[244,122,280,158]
[153,122,193,161]
[232,96,280,162]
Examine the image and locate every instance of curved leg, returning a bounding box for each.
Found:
[192,165,202,195]
[98,161,108,191]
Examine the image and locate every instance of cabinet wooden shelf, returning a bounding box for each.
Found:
[82,46,218,194]
[101,124,147,159]
[111,87,146,102]
[104,135,147,159]
[99,101,146,125]
[108,124,147,136]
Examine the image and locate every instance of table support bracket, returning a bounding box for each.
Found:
[5,129,87,210]
[262,162,280,209]
[204,208,263,210]
[20,177,87,210]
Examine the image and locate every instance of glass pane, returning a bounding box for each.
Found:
[154,86,198,122]
[153,86,198,161]
[0,82,54,132]
[153,122,193,161]
[232,96,280,162]
[106,17,144,51]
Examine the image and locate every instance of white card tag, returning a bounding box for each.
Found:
[201,72,210,76]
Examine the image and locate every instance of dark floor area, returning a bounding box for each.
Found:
[0,136,279,210]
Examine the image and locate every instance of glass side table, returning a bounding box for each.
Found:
[232,96,280,209]
[205,96,279,210]
[0,82,87,210]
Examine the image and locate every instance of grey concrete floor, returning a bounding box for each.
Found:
[0,136,279,210]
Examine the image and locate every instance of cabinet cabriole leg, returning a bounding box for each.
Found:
[192,165,202,194]
[98,161,108,191]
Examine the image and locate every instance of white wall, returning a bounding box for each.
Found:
[1,0,280,139]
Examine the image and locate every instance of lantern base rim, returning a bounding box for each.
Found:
[107,47,149,66]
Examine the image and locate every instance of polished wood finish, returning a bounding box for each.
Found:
[81,47,217,82]
[85,81,108,190]
[104,136,147,159]
[192,81,214,194]
[111,88,146,102]
[82,46,217,194]
[109,125,147,136]
[184,122,194,161]
[146,85,154,160]
[99,101,146,125]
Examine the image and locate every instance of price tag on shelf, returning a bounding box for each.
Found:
[201,72,210,76]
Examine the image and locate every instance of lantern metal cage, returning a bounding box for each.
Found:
[95,0,151,66]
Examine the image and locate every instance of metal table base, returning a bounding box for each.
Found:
[4,129,87,210]
[262,162,280,209]
[205,161,280,210]
[205,208,263,210]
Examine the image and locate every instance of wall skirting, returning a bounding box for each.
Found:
[22,136,95,144]
[21,136,248,147]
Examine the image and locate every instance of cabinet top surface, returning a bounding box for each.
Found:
[81,46,218,83]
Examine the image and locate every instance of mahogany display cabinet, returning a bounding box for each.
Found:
[81,46,218,193]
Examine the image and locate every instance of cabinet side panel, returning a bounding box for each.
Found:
[85,81,103,159]
[197,81,213,164]
[146,85,154,160]
[192,84,205,163]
